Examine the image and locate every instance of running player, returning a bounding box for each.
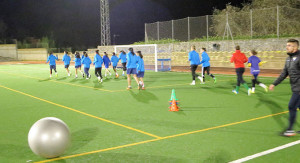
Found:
[46,52,58,78]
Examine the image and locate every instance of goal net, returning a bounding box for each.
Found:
[114,44,171,72]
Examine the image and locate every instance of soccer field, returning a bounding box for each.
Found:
[0,64,299,162]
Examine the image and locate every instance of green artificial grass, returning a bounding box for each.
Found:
[0,64,299,162]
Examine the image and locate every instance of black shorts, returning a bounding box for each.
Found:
[65,64,69,68]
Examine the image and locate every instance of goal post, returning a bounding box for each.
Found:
[114,44,171,72]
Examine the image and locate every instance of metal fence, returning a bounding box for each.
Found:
[145,6,300,42]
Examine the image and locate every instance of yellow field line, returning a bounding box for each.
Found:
[0,71,114,93]
[0,84,161,139]
[36,110,289,162]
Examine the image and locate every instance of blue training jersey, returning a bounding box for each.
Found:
[137,56,145,72]
[74,58,81,66]
[62,54,71,65]
[103,55,111,67]
[188,50,200,65]
[46,54,58,66]
[81,56,92,68]
[248,55,261,74]
[111,55,119,67]
[126,52,138,68]
[119,52,127,63]
[93,54,103,68]
[200,51,210,67]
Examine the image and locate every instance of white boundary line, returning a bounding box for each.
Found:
[229,140,300,163]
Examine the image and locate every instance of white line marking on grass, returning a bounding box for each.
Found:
[229,140,300,163]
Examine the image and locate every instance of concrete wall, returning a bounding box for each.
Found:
[17,48,48,61]
[0,44,17,59]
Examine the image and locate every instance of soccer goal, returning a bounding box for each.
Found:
[114,44,171,72]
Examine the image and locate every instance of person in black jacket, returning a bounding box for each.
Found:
[269,39,300,136]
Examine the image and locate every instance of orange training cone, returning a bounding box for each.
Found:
[169,99,179,112]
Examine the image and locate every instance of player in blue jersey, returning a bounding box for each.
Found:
[74,52,83,78]
[119,50,127,76]
[126,48,139,90]
[137,51,145,90]
[110,52,119,78]
[199,48,216,83]
[81,52,92,79]
[103,52,111,78]
[93,50,103,83]
[188,45,203,85]
[62,51,71,76]
[46,52,58,78]
[248,50,268,93]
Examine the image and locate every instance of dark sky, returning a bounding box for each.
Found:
[0,0,251,50]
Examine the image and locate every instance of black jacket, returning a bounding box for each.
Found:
[273,50,300,92]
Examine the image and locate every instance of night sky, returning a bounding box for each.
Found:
[0,0,250,50]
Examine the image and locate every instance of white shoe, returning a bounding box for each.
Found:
[50,75,52,78]
[248,89,251,96]
[100,78,103,83]
[232,90,238,94]
[68,73,70,76]
[190,82,195,85]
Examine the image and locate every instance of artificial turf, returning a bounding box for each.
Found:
[0,64,299,163]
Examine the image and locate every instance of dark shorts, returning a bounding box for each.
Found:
[127,68,137,75]
[50,65,56,70]
[113,66,117,69]
[137,71,144,78]
[75,65,81,68]
[65,64,69,68]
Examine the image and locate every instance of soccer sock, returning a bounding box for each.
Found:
[252,79,256,88]
[243,83,249,90]
[259,83,267,88]
[235,86,240,92]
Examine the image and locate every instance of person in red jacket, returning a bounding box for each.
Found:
[230,46,251,95]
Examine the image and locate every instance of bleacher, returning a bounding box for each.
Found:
[171,51,287,69]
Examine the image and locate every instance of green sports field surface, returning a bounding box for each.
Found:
[0,64,299,162]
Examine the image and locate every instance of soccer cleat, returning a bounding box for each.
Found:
[75,75,78,78]
[283,130,296,137]
[214,77,217,84]
[251,90,255,94]
[232,90,238,94]
[248,89,251,96]
[190,82,195,85]
[50,75,52,78]
[55,73,58,77]
[264,86,269,92]
[126,86,132,90]
[116,74,119,78]
[68,73,70,76]
[83,74,85,78]
[142,87,145,90]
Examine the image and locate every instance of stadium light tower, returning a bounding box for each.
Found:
[100,0,111,46]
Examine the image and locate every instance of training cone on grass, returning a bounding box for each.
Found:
[169,99,179,112]
[169,89,179,101]
[169,89,180,111]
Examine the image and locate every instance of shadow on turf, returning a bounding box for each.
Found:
[255,92,287,128]
[38,78,51,82]
[129,90,158,103]
[56,77,67,81]
[93,80,103,89]
[68,127,99,153]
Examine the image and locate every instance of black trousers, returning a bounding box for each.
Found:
[190,64,199,80]
[95,67,102,78]
[287,92,300,130]
[251,74,261,87]
[122,62,127,71]
[235,68,245,86]
[202,66,215,82]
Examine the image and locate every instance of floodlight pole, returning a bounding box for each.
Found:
[100,0,111,46]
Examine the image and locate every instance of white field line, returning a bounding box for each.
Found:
[229,140,300,163]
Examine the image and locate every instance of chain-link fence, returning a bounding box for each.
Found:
[145,6,300,42]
